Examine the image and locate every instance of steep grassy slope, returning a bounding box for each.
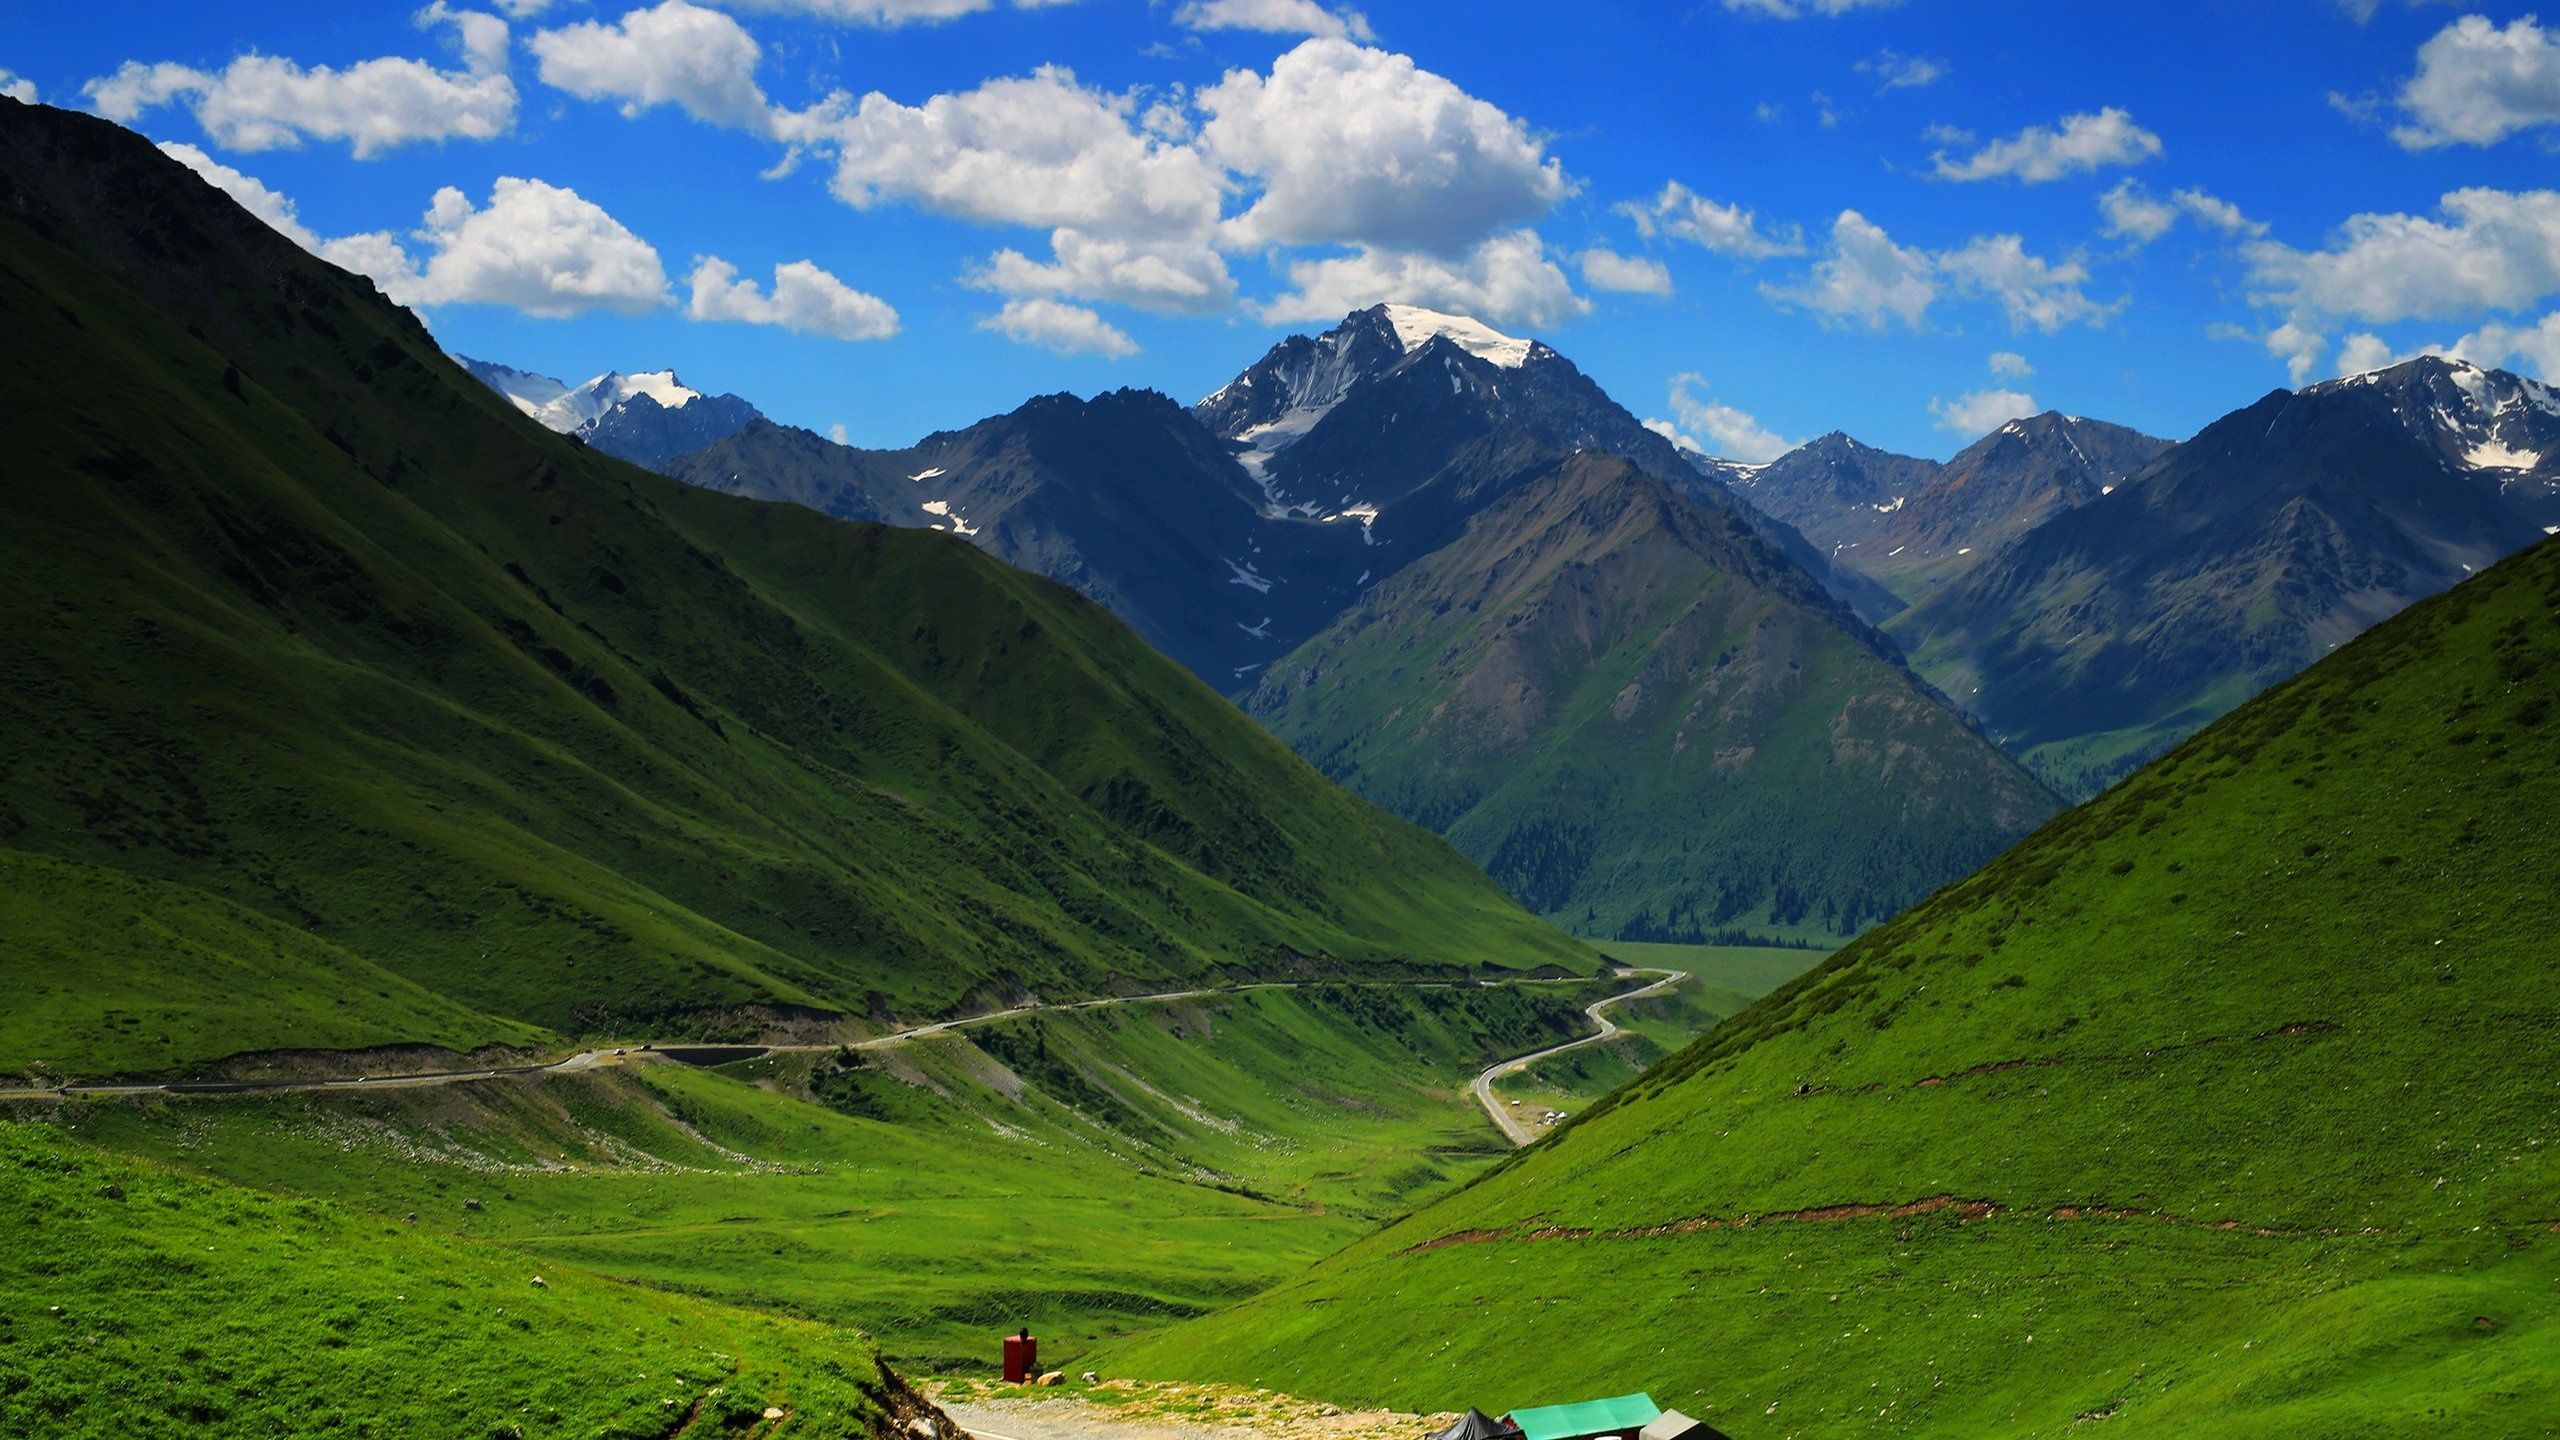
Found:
[0,101,1590,1080]
[1248,455,2059,942]
[0,1121,933,1439]
[1111,534,2560,1437]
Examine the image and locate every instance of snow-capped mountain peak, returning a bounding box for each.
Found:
[457,355,759,470]
[1380,304,1533,369]
[2310,354,2560,473]
[458,357,702,434]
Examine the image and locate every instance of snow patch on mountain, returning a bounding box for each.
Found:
[1383,304,1531,369]
[459,357,703,432]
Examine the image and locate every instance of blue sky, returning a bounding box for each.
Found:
[5,0,2555,459]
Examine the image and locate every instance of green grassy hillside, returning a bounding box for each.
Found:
[20,978,1612,1371]
[0,1121,931,1439]
[1108,532,2560,1436]
[1247,455,2059,942]
[0,101,1589,1082]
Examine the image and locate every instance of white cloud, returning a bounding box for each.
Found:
[1988,350,2033,378]
[531,0,772,132]
[688,256,898,339]
[2174,187,2265,236]
[158,141,321,249]
[2391,14,2560,150]
[1722,0,1899,16]
[325,177,670,317]
[775,66,1223,239]
[1857,50,1945,92]
[1931,107,2162,183]
[829,423,851,444]
[86,6,515,159]
[1646,372,1793,463]
[1619,180,1804,260]
[2246,188,2560,325]
[1258,229,1587,330]
[1759,210,1935,329]
[1198,39,1569,256]
[2099,179,2178,243]
[1765,212,2109,333]
[2444,312,2560,376]
[1174,0,1374,41]
[2332,333,2405,376]
[2103,179,2264,245]
[2262,321,2327,386]
[491,0,559,14]
[1,71,36,104]
[1931,388,2039,435]
[971,227,1237,313]
[1937,234,2114,332]
[979,296,1138,357]
[720,0,1054,24]
[1579,247,1672,296]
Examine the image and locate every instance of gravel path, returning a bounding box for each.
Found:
[938,1383,1449,1440]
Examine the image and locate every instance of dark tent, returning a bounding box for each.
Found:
[1431,1410,1523,1440]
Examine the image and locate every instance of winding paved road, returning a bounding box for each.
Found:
[1471,968,1684,1146]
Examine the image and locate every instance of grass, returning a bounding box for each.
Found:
[0,1120,920,1439]
[1103,532,2560,1435]
[17,979,1614,1374]
[0,104,1593,1088]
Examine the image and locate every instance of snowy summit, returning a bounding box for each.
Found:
[1381,305,1533,370]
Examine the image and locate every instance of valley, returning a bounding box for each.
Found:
[7,9,2560,1432]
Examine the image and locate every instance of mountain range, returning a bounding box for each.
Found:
[668,305,2059,941]
[1890,358,2560,792]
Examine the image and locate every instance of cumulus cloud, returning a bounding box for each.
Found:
[979,296,1138,357]
[1857,50,1945,92]
[1937,234,2114,332]
[2246,188,2560,325]
[721,0,1058,24]
[1198,39,1569,256]
[2390,14,2560,149]
[1578,248,1672,296]
[86,5,516,158]
[1722,0,1899,16]
[2442,312,2560,376]
[1619,180,1804,260]
[325,177,670,317]
[1988,350,2033,378]
[775,66,1222,238]
[1765,212,2110,333]
[2099,179,2178,243]
[688,256,898,339]
[2261,321,2329,386]
[1,71,35,104]
[1759,211,1935,329]
[1931,107,2162,183]
[1931,388,2039,435]
[531,0,772,132]
[1258,229,1587,330]
[2102,180,2264,245]
[157,141,322,249]
[1645,372,1794,463]
[1175,0,1374,41]
[971,227,1237,313]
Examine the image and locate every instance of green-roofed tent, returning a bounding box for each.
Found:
[1508,1394,1661,1440]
